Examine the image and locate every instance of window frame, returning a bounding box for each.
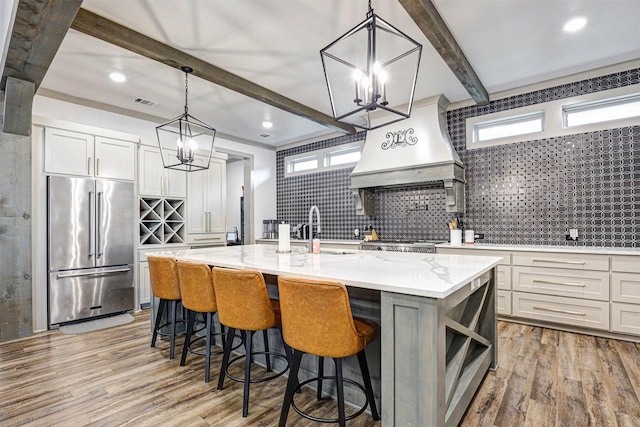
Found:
[466,83,640,150]
[284,141,364,177]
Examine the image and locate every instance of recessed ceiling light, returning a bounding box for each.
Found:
[109,71,126,83]
[262,121,273,129]
[563,16,587,33]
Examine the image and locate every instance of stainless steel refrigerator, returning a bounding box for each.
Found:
[47,175,135,327]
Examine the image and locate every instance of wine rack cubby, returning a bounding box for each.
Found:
[139,197,185,245]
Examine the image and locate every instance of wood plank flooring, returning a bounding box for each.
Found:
[1,311,639,426]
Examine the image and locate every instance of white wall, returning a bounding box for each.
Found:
[32,95,277,241]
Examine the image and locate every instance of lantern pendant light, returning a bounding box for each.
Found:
[156,66,216,172]
[320,0,422,130]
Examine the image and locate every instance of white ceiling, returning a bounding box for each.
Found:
[36,0,640,148]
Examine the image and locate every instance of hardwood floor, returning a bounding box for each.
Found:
[1,311,639,426]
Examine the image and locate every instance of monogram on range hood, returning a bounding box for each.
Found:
[351,94,465,215]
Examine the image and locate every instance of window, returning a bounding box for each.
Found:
[465,83,640,150]
[284,141,363,177]
[564,93,640,127]
[287,156,318,173]
[473,112,544,143]
[324,147,361,167]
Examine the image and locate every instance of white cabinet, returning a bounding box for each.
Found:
[139,261,151,307]
[139,145,186,197]
[186,154,227,245]
[44,128,135,181]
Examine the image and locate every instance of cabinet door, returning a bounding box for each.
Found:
[44,128,94,176]
[139,146,164,196]
[186,156,226,238]
[186,159,208,234]
[95,137,135,181]
[139,145,186,197]
[206,158,226,233]
[165,167,187,198]
[139,261,151,306]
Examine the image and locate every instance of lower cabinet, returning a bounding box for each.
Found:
[512,291,610,331]
[437,245,640,341]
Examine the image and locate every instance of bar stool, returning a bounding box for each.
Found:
[148,255,182,360]
[212,267,290,417]
[176,260,236,383]
[277,276,380,427]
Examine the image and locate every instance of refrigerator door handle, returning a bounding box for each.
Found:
[97,191,103,258]
[88,191,95,258]
[56,267,132,279]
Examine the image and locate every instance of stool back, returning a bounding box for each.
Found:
[177,261,217,313]
[212,267,278,331]
[278,277,365,358]
[148,255,180,300]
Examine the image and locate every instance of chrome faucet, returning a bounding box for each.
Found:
[308,205,321,252]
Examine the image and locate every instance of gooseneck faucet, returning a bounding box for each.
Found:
[308,205,321,252]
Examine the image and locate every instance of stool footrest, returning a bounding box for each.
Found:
[225,351,289,384]
[291,375,369,423]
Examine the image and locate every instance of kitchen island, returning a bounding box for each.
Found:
[169,244,501,427]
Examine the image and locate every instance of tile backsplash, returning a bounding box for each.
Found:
[277,68,640,247]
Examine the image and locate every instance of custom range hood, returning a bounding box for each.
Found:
[351,94,465,215]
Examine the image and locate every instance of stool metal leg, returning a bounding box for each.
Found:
[151,299,166,348]
[317,356,324,400]
[169,300,177,359]
[357,349,380,420]
[335,358,346,427]
[279,349,303,427]
[205,312,213,383]
[218,326,236,390]
[180,310,196,366]
[242,330,253,417]
[263,330,272,372]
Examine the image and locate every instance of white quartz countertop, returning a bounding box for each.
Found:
[255,238,361,246]
[436,242,640,255]
[156,244,501,299]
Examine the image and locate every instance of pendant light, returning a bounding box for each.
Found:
[156,66,216,172]
[320,0,422,130]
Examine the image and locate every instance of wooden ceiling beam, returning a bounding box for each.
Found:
[1,0,83,91]
[398,0,489,105]
[70,8,356,135]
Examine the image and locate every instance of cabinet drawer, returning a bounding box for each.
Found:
[497,290,511,316]
[437,248,511,266]
[611,273,640,304]
[611,303,640,336]
[512,252,608,271]
[611,256,640,273]
[512,291,610,331]
[187,233,226,245]
[497,266,511,290]
[512,266,609,301]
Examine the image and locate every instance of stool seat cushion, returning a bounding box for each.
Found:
[148,255,181,300]
[278,276,380,359]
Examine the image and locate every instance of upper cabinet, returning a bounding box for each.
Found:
[186,154,227,245]
[44,128,135,181]
[138,145,187,197]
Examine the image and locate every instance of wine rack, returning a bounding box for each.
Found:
[139,197,185,245]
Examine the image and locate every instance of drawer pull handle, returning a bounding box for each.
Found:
[533,279,586,288]
[533,306,586,316]
[193,237,222,241]
[532,259,585,265]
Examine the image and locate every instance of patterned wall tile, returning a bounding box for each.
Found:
[277,68,640,247]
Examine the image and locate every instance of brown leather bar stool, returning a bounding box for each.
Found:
[277,276,380,427]
[176,260,232,383]
[148,255,181,360]
[212,267,290,417]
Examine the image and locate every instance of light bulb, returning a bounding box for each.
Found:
[352,68,363,81]
[373,61,382,75]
